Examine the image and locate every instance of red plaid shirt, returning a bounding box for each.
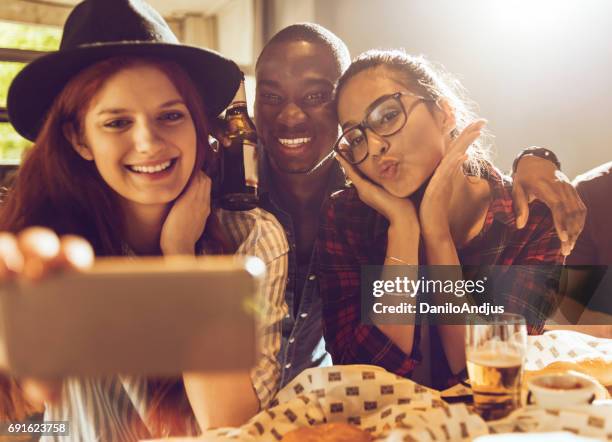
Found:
[317,166,563,384]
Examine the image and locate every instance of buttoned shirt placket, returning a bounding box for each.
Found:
[258,148,345,386]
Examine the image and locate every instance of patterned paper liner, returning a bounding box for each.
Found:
[149,331,612,442]
[202,368,611,441]
[523,330,611,371]
[204,365,489,441]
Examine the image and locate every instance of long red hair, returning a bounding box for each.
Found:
[0,56,228,435]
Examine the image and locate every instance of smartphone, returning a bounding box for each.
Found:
[0,256,261,377]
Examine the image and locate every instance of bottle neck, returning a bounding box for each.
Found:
[228,80,247,105]
[226,104,248,116]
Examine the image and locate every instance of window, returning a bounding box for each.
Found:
[0,21,61,163]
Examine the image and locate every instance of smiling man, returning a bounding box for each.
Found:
[254,25,350,386]
[252,23,586,388]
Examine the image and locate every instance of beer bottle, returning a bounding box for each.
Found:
[218,74,259,210]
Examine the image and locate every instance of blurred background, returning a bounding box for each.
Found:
[1,0,610,178]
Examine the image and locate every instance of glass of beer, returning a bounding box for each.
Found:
[465,313,527,420]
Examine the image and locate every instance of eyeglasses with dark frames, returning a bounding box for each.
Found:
[334,92,435,165]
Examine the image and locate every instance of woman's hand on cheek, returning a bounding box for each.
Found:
[336,155,418,227]
[160,171,212,256]
[419,120,486,238]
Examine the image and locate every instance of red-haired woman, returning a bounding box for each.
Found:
[0,0,287,440]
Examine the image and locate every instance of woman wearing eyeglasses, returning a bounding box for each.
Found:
[317,49,563,388]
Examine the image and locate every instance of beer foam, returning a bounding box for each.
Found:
[468,350,523,368]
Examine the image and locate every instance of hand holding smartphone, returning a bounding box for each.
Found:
[0,256,261,377]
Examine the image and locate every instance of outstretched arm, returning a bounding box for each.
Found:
[511,147,586,256]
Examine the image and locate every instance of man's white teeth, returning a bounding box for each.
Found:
[278,137,312,147]
[129,160,172,174]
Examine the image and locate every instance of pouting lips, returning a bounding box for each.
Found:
[277,137,312,148]
[378,160,399,179]
[126,158,177,174]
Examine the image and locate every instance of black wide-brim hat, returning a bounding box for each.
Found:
[8,0,242,142]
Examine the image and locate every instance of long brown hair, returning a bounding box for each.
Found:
[0,56,229,435]
[335,49,492,177]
